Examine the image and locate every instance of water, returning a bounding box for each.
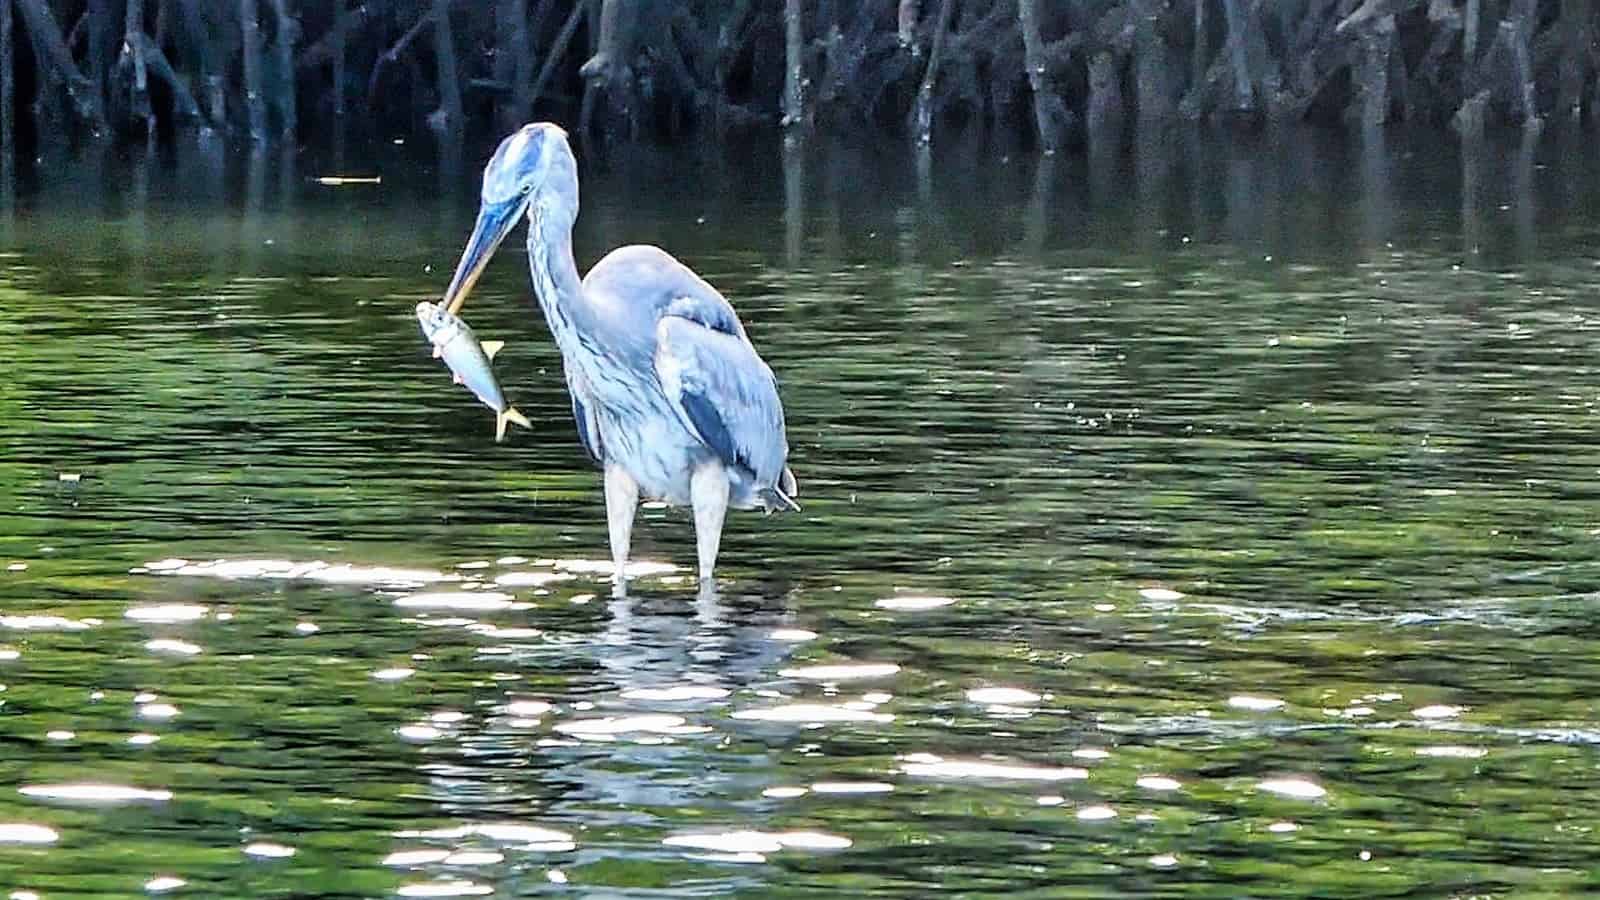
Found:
[3,127,1600,897]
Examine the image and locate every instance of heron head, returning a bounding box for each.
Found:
[441,122,578,314]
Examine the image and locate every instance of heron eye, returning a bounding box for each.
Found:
[520,183,532,196]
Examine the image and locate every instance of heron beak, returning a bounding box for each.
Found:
[442,198,524,315]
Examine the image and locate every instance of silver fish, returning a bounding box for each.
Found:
[415,301,531,442]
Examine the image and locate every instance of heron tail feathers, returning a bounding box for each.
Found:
[762,485,801,513]
[760,466,800,512]
[495,406,532,443]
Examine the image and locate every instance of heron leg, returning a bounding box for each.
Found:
[604,464,639,594]
[690,462,730,585]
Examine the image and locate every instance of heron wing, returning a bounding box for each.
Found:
[660,293,745,340]
[583,245,749,340]
[654,313,789,487]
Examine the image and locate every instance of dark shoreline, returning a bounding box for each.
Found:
[2,0,1594,175]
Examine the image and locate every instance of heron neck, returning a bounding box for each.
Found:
[526,209,590,354]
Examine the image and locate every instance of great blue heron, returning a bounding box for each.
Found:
[438,123,800,590]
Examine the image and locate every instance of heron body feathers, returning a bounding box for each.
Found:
[529,239,795,512]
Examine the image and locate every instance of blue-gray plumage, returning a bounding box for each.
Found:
[437,123,799,590]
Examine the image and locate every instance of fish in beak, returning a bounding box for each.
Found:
[415,301,531,443]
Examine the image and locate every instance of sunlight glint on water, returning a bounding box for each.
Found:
[2,134,1600,895]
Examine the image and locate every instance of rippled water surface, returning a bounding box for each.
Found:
[3,130,1600,897]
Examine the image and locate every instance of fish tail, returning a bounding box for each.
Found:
[495,406,532,443]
